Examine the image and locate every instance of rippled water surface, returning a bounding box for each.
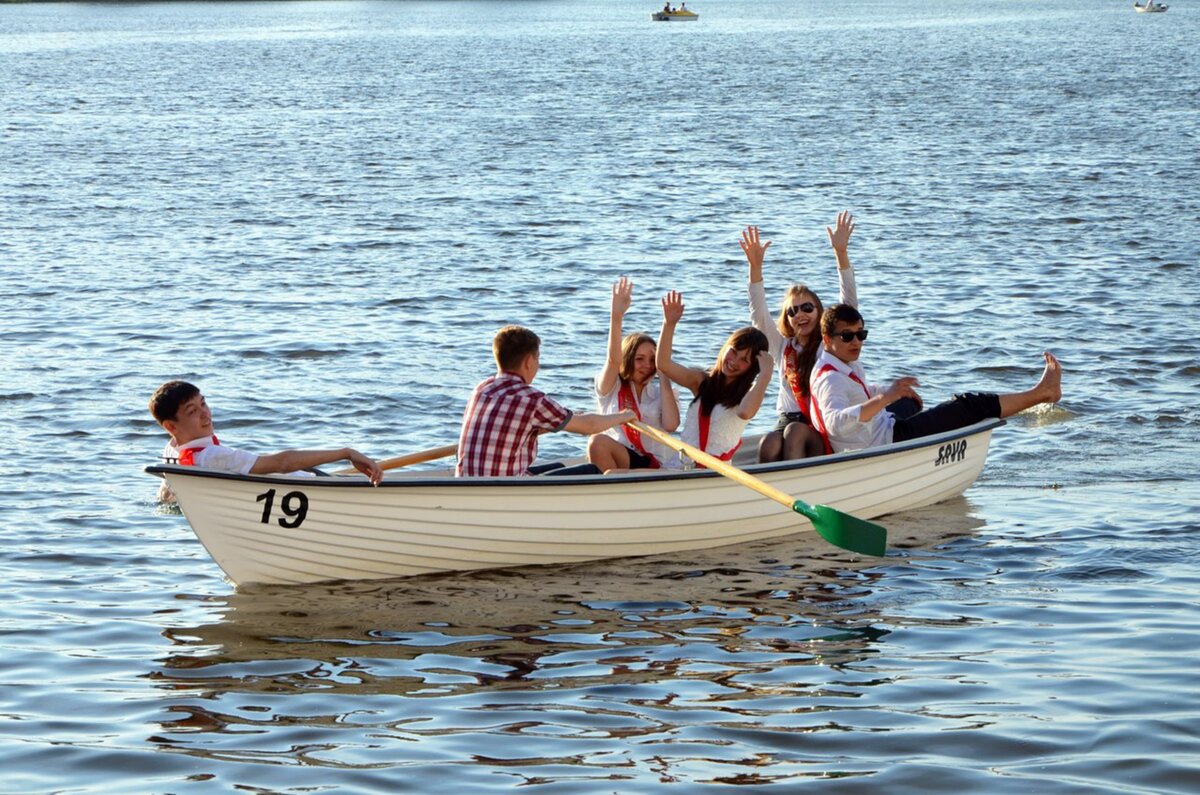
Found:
[2,0,1199,792]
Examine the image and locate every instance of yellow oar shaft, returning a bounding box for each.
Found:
[630,421,795,509]
[333,443,458,475]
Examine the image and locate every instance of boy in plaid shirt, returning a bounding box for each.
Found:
[457,326,635,477]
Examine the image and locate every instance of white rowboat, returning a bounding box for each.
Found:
[1134,2,1167,11]
[147,419,1004,586]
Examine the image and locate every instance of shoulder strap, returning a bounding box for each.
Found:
[618,382,660,468]
[807,366,838,455]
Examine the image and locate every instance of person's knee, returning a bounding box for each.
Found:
[758,431,783,462]
[586,434,613,465]
[954,392,1001,418]
[781,422,816,459]
[887,397,921,420]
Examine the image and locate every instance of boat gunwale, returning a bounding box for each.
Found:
[145,418,1004,489]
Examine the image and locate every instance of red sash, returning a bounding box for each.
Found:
[696,406,742,469]
[808,365,870,455]
[618,382,660,468]
[178,435,219,466]
[783,342,811,415]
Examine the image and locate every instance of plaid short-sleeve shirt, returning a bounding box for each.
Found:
[456,373,573,477]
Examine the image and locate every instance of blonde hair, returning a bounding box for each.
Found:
[775,284,823,340]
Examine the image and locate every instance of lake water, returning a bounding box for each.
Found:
[2,0,1199,791]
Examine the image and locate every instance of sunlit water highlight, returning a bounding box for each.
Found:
[1,0,1198,792]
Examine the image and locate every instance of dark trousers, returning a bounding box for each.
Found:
[892,393,1001,443]
[887,397,921,421]
[528,462,602,476]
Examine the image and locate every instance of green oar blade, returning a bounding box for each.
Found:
[792,501,888,557]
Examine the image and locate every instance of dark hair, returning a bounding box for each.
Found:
[149,380,199,423]
[493,325,541,372]
[821,304,863,337]
[697,327,770,412]
[619,333,656,384]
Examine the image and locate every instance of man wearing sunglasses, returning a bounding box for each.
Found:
[808,304,1063,453]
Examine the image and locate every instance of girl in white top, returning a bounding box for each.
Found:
[740,211,859,462]
[654,290,773,470]
[587,277,681,472]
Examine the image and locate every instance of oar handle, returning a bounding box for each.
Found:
[332,443,458,476]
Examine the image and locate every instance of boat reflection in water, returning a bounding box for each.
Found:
[144,503,987,785]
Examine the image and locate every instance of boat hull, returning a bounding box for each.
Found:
[148,419,1003,586]
[651,12,699,21]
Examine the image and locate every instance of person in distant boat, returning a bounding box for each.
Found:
[456,325,636,477]
[653,291,773,469]
[739,212,911,463]
[149,380,383,501]
[587,277,681,473]
[808,304,1063,453]
[663,2,671,12]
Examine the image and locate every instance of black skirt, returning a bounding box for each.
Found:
[772,411,812,432]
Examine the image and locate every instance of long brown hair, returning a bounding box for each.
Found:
[618,333,656,384]
[696,327,770,413]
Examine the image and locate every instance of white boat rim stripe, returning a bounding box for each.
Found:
[145,418,1004,487]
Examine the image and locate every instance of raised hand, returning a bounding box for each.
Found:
[661,290,685,324]
[739,225,772,274]
[884,376,921,405]
[755,350,774,376]
[611,277,633,317]
[826,210,856,254]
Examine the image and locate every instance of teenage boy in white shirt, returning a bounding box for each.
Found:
[808,304,1062,453]
[149,380,382,501]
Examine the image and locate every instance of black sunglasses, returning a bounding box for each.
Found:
[787,302,817,317]
[831,329,869,343]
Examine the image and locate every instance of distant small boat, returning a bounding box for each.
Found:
[1134,2,1167,11]
[652,8,699,21]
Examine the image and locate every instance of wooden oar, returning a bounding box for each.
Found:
[630,421,887,557]
[332,444,458,476]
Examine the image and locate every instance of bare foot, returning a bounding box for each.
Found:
[1036,352,1062,404]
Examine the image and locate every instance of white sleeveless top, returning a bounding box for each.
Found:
[594,375,672,462]
[662,401,747,470]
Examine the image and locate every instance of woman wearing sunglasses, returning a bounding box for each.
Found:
[809,303,1063,453]
[739,211,858,462]
[587,277,681,472]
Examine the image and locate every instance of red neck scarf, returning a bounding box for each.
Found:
[618,381,660,468]
[178,435,219,466]
[783,340,811,409]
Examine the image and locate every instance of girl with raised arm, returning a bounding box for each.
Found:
[655,290,772,469]
[587,277,681,473]
[740,211,859,462]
